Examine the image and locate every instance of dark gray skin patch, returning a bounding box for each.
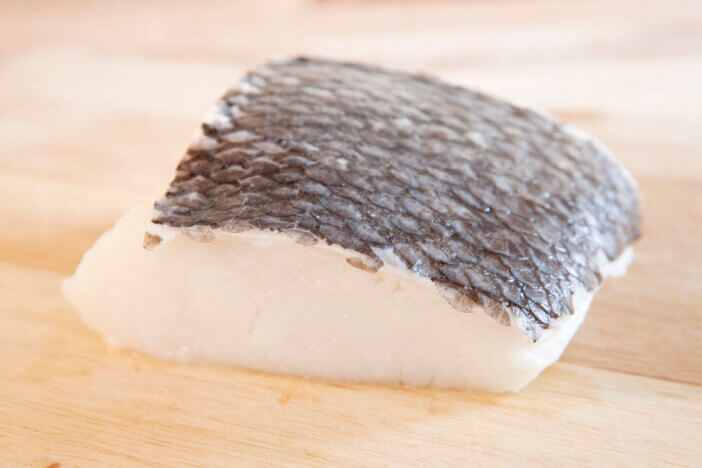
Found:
[151,57,642,340]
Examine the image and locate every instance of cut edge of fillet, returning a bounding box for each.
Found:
[62,204,633,392]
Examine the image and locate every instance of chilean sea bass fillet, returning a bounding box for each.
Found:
[63,58,641,392]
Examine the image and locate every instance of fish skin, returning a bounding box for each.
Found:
[151,57,642,339]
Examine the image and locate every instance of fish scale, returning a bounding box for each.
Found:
[151,57,641,340]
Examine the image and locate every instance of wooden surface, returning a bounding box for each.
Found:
[1,0,701,466]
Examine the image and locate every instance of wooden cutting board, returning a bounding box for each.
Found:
[1,1,700,466]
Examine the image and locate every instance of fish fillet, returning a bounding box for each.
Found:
[63,58,641,392]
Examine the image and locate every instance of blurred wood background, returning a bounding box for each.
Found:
[0,0,701,466]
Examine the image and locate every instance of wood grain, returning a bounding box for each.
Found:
[0,0,700,466]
